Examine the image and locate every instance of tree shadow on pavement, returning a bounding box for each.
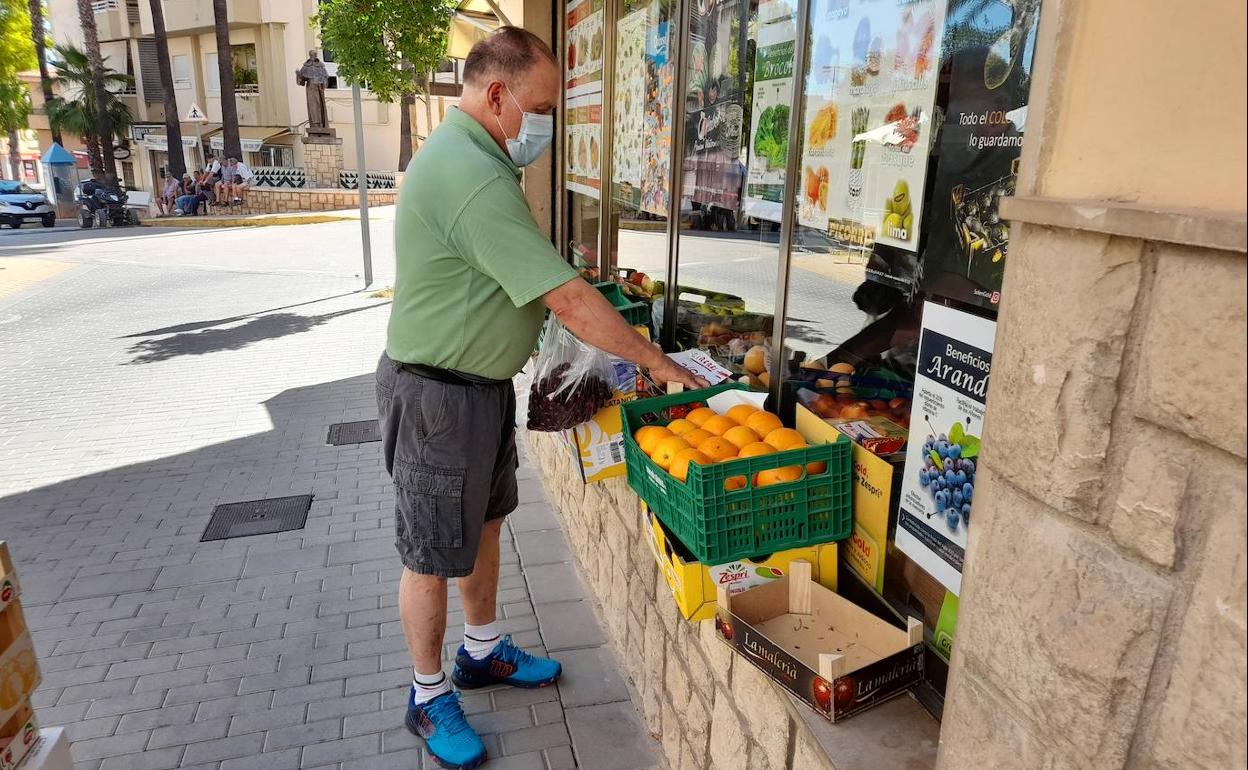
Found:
[123,302,390,364]
[119,291,368,338]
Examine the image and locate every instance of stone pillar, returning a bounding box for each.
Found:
[301,135,343,189]
[936,1,1247,768]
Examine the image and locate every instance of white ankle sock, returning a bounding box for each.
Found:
[463,621,501,660]
[411,670,451,706]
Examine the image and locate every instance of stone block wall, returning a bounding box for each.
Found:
[302,138,344,188]
[231,188,398,216]
[528,432,839,770]
[937,222,1246,770]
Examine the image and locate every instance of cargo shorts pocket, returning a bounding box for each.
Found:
[394,460,465,549]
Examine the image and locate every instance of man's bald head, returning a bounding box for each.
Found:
[463,27,557,87]
[459,27,560,158]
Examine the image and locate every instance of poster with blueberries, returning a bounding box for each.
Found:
[895,302,995,595]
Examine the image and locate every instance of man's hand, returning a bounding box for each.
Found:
[648,349,711,391]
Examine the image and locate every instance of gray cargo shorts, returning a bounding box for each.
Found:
[375,353,519,578]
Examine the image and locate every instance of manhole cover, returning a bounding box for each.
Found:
[201,495,313,541]
[327,420,381,446]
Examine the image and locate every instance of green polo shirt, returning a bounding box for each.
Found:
[386,108,577,380]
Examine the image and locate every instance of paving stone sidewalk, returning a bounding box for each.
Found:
[0,239,658,770]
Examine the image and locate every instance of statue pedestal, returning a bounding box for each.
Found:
[302,133,343,188]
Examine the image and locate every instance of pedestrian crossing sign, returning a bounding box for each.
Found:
[184,103,208,122]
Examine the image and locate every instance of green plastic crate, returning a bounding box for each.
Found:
[621,383,853,563]
[594,282,651,328]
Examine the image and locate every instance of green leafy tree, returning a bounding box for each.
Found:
[315,0,457,169]
[0,0,36,178]
[45,44,132,174]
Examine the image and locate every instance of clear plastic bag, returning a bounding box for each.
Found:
[526,315,616,431]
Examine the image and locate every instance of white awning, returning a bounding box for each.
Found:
[210,126,292,153]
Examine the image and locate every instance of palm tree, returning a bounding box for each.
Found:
[27,0,59,146]
[75,0,115,179]
[212,0,241,159]
[147,0,184,177]
[0,81,30,179]
[44,45,132,173]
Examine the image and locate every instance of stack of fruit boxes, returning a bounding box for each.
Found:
[0,542,40,770]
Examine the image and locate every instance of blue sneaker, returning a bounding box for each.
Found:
[405,690,486,770]
[452,635,562,689]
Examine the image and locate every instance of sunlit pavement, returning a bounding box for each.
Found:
[0,224,657,770]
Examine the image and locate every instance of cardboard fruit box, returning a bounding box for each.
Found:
[644,504,837,622]
[714,561,924,722]
[0,703,37,770]
[0,601,40,728]
[14,728,71,770]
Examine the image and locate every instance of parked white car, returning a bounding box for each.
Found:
[0,181,56,228]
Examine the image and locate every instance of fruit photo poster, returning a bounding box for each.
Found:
[742,0,797,224]
[803,0,946,252]
[895,302,995,595]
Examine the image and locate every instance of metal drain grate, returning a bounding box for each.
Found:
[327,420,381,446]
[201,495,313,541]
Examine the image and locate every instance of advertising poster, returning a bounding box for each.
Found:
[682,0,746,211]
[565,91,602,199]
[565,0,604,97]
[921,0,1042,309]
[639,50,674,216]
[801,0,945,259]
[612,5,650,192]
[895,302,995,595]
[743,0,797,224]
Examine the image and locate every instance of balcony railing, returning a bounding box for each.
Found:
[91,0,120,10]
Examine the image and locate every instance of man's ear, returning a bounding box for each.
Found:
[486,80,506,116]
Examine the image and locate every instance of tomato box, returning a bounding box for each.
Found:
[714,561,924,722]
[0,543,18,617]
[14,728,71,770]
[644,504,837,621]
[0,602,40,728]
[0,703,37,770]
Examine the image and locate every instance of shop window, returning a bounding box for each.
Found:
[773,0,1045,708]
[563,0,607,272]
[664,0,798,384]
[602,0,675,315]
[205,52,220,94]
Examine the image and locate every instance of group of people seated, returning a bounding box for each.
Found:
[155,155,254,217]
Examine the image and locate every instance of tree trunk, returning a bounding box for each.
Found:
[422,72,433,153]
[212,0,241,160]
[76,0,114,180]
[28,0,61,146]
[7,129,21,180]
[397,62,413,169]
[147,0,185,177]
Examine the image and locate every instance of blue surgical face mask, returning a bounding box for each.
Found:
[495,85,554,167]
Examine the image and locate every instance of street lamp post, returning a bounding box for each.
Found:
[352,83,374,288]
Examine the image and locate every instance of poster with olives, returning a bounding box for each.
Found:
[919,0,1042,310]
[565,0,604,97]
[895,302,995,596]
[611,4,650,190]
[802,0,946,251]
[565,91,602,199]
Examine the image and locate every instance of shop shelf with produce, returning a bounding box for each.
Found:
[593,281,651,328]
[622,383,853,563]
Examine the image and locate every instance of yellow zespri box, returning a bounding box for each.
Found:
[645,505,837,621]
[796,406,898,592]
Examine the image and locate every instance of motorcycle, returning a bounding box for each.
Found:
[76,179,139,229]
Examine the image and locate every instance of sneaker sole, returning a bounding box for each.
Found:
[451,669,562,691]
[404,711,487,770]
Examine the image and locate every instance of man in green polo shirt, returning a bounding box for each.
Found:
[376,27,704,769]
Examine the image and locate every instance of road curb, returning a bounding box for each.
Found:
[143,213,357,228]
